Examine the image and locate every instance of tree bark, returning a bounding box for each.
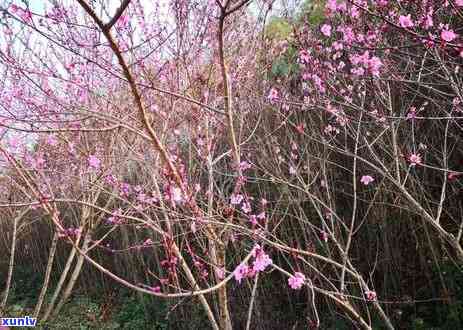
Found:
[52,233,91,316]
[1,210,25,311]
[41,231,82,322]
[33,231,59,318]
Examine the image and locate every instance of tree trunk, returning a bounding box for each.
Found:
[52,233,91,316]
[1,211,21,311]
[41,231,82,322]
[214,245,232,330]
[33,231,59,318]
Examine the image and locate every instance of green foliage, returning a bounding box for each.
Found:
[44,296,107,330]
[265,17,292,40]
[7,265,43,306]
[263,1,326,81]
[296,0,326,25]
[115,295,168,330]
[166,298,211,329]
[268,44,300,80]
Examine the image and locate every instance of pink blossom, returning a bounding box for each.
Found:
[241,201,252,213]
[9,4,18,13]
[408,153,422,166]
[12,6,32,23]
[106,208,123,225]
[30,154,45,169]
[143,239,153,246]
[299,50,310,64]
[456,0,463,6]
[295,123,305,134]
[333,41,343,51]
[399,15,414,28]
[88,155,101,169]
[407,107,417,119]
[117,14,130,28]
[320,231,329,242]
[267,88,279,103]
[326,0,346,12]
[105,174,117,185]
[360,175,374,185]
[350,6,360,19]
[230,194,243,205]
[351,67,365,76]
[289,165,297,175]
[368,56,382,76]
[321,24,332,37]
[239,161,252,171]
[365,290,377,301]
[151,286,161,293]
[324,124,339,135]
[47,135,58,146]
[8,136,20,149]
[339,26,355,44]
[247,267,257,278]
[249,214,258,225]
[424,12,433,29]
[120,183,131,195]
[137,193,147,203]
[288,272,306,290]
[170,186,184,203]
[234,263,249,283]
[252,245,273,272]
[326,0,338,11]
[253,253,272,272]
[441,28,457,42]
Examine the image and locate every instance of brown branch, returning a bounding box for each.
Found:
[226,0,251,16]
[75,0,183,190]
[217,10,240,169]
[104,0,131,31]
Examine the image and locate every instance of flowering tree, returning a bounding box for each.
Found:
[0,0,462,329]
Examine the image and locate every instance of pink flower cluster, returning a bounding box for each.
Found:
[365,290,377,301]
[234,245,272,283]
[441,27,457,42]
[230,193,254,214]
[399,15,414,28]
[326,0,347,13]
[106,208,124,225]
[88,155,101,170]
[288,272,306,290]
[350,51,383,77]
[408,153,422,166]
[321,24,332,37]
[360,175,374,185]
[9,4,33,23]
[58,227,81,238]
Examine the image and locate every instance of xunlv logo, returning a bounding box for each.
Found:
[1,316,37,327]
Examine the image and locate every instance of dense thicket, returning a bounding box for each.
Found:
[0,0,462,329]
